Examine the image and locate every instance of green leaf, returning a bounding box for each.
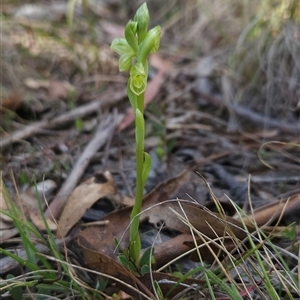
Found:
[140,247,154,267]
[171,271,184,279]
[142,152,151,186]
[127,81,137,112]
[96,277,109,291]
[129,234,141,266]
[141,264,150,276]
[135,108,144,150]
[206,270,242,299]
[153,280,164,300]
[118,254,129,268]
[75,118,84,131]
[7,274,23,300]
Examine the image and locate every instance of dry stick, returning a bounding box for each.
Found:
[192,88,300,135]
[45,112,122,220]
[0,91,126,150]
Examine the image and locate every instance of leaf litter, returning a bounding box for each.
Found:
[1,1,300,299]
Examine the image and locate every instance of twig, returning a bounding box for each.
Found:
[191,88,300,135]
[0,91,126,150]
[45,111,122,220]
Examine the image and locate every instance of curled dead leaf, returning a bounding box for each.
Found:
[57,171,118,238]
[76,168,191,258]
[78,235,155,299]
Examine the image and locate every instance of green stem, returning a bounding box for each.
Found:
[129,92,145,262]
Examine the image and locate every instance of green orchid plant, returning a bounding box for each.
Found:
[111,3,161,268]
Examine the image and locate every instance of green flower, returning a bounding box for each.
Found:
[137,26,161,65]
[129,62,147,95]
[110,38,135,71]
[134,3,150,44]
[125,20,138,53]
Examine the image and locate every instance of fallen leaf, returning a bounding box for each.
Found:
[57,171,118,238]
[24,78,74,99]
[246,193,300,226]
[0,228,19,243]
[78,236,156,299]
[20,180,57,212]
[28,208,57,231]
[0,90,23,111]
[76,155,231,260]
[146,233,192,266]
[48,80,74,99]
[141,200,255,262]
[24,78,50,89]
[164,202,253,240]
[77,168,191,258]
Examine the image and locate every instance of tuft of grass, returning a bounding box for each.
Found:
[0,180,89,299]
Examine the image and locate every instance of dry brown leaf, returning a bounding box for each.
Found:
[0,184,12,224]
[139,200,260,262]
[0,228,19,242]
[57,171,118,238]
[121,196,135,206]
[29,208,57,231]
[24,78,50,89]
[76,152,228,256]
[0,90,23,111]
[20,180,57,212]
[165,202,254,240]
[148,233,192,266]
[48,80,74,99]
[24,78,74,99]
[20,180,57,231]
[246,193,300,226]
[77,168,191,258]
[77,235,156,300]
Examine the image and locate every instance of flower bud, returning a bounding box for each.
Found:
[125,20,138,53]
[134,3,150,44]
[137,26,161,65]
